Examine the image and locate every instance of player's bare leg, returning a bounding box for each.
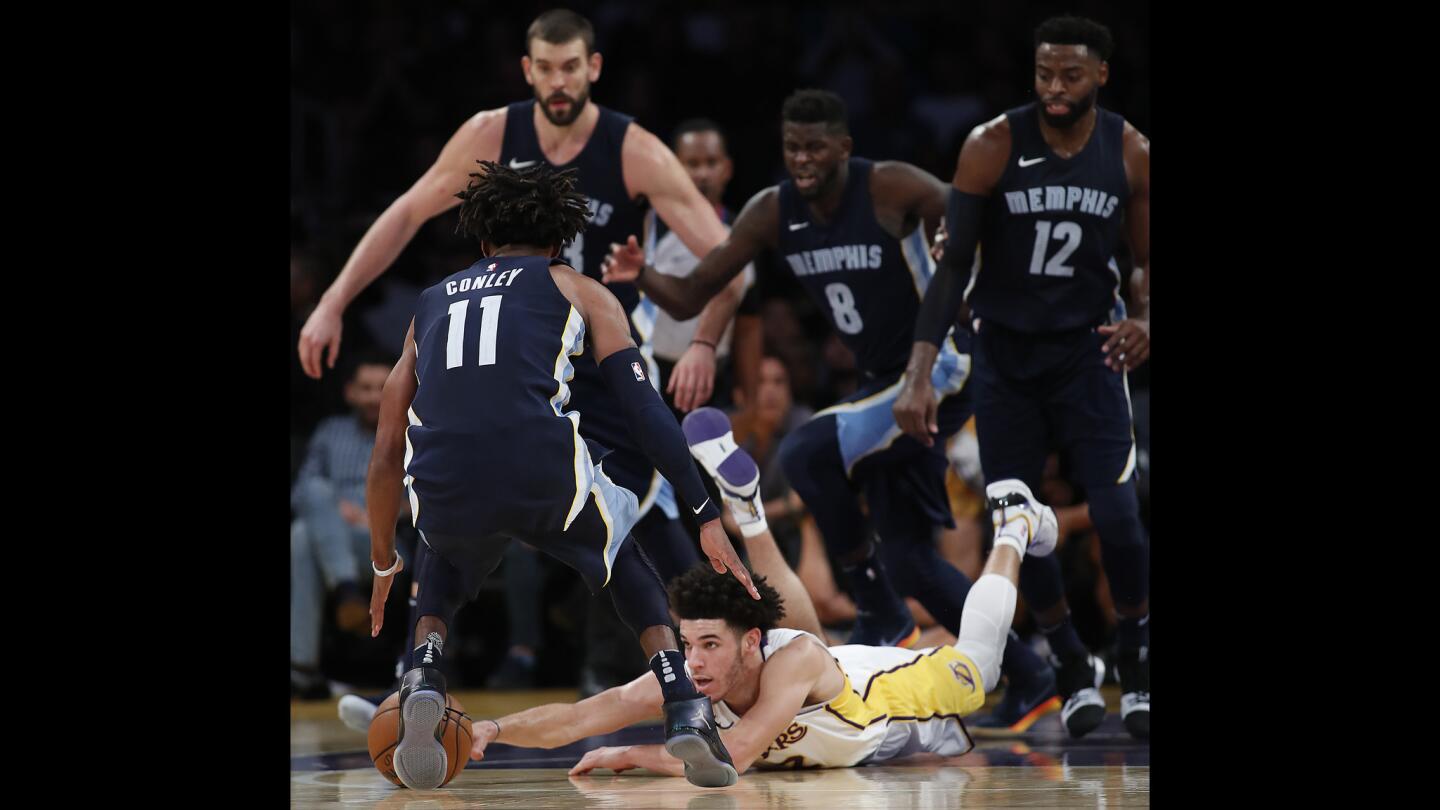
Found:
[682,407,828,642]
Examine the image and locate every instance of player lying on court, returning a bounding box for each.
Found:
[467,413,1059,773]
[365,160,759,790]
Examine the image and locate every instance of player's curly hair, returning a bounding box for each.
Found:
[668,564,786,635]
[1035,15,1114,61]
[454,161,591,250]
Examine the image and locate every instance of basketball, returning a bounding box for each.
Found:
[367,692,473,787]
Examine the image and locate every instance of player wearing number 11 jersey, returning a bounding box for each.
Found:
[603,90,1057,718]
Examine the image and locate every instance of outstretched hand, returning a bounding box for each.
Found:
[699,519,761,599]
[369,555,404,637]
[601,235,644,285]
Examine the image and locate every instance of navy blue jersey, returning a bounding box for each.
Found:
[499,100,659,487]
[972,103,1130,333]
[405,256,595,536]
[777,157,940,377]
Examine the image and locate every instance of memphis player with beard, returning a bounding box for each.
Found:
[895,15,1151,740]
[316,8,821,735]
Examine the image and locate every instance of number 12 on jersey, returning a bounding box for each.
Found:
[1028,221,1081,278]
[446,295,503,368]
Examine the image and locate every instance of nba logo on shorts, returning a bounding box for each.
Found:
[631,362,646,381]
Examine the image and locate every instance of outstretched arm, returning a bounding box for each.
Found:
[366,320,417,635]
[570,640,829,777]
[603,187,778,321]
[893,117,1010,447]
[298,108,506,378]
[471,672,663,759]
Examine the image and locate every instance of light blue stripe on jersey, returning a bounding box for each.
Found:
[592,461,641,587]
[817,334,972,475]
[899,225,936,300]
[549,307,594,530]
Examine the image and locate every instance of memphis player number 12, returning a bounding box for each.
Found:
[446,296,503,368]
[1029,221,1081,278]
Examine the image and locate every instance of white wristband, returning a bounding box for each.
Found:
[372,553,402,577]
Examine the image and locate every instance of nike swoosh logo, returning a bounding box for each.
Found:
[788,222,809,231]
[508,158,538,170]
[1018,156,1046,167]
[692,498,711,515]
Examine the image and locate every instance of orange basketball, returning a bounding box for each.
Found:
[367,692,473,787]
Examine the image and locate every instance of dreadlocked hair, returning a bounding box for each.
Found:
[668,563,786,636]
[454,160,591,250]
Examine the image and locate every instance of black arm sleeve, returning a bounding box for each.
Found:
[914,189,987,346]
[598,348,722,523]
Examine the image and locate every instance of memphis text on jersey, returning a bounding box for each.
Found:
[1003,185,1120,218]
[783,244,884,277]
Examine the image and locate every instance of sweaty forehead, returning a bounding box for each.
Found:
[1036,43,1100,67]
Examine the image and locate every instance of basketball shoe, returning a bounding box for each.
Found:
[984,479,1058,558]
[1118,646,1149,740]
[1052,654,1107,738]
[394,634,449,790]
[973,657,1061,735]
[338,693,386,733]
[662,695,738,788]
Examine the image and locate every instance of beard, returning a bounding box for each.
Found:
[537,85,591,126]
[1039,86,1098,129]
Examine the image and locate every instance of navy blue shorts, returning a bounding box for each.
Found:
[972,322,1138,490]
[820,335,975,527]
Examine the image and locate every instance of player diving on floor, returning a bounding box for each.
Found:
[466,408,1059,774]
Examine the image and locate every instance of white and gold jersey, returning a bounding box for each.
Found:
[710,629,986,769]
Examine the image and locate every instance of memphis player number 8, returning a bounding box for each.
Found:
[1029,221,1081,277]
[824,282,864,334]
[446,295,503,368]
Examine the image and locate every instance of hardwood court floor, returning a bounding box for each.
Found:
[291,686,1149,808]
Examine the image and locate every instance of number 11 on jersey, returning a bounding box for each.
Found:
[446,295,503,368]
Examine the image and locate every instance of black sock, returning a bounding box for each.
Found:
[1039,613,1089,660]
[842,549,909,623]
[649,649,702,702]
[411,631,445,669]
[1117,613,1149,654]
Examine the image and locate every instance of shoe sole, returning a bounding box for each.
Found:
[665,732,738,788]
[338,695,379,734]
[682,409,760,492]
[971,695,1062,738]
[394,690,447,790]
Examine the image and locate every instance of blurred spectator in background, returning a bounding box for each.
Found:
[290,353,392,697]
[726,356,813,561]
